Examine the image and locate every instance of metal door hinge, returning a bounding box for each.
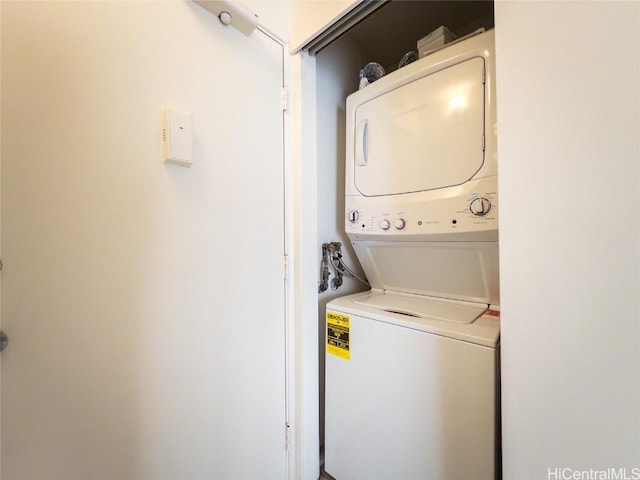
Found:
[0,331,8,352]
[285,423,291,450]
[281,87,288,112]
[283,253,289,280]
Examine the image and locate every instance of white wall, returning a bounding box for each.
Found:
[316,36,368,291]
[290,0,360,52]
[315,35,369,450]
[495,1,640,476]
[245,0,290,42]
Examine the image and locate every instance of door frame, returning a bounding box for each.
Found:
[289,50,321,480]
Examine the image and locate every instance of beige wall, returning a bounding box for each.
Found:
[290,0,360,52]
[496,1,640,476]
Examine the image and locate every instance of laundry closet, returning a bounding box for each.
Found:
[289,1,640,478]
[292,1,497,477]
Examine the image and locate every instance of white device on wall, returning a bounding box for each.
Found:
[163,109,193,168]
[325,29,500,480]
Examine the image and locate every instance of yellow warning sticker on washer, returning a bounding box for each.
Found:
[327,311,350,360]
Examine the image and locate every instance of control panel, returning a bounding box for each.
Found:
[346,185,497,237]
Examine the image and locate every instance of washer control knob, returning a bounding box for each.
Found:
[380,219,391,231]
[347,210,359,224]
[394,218,406,230]
[470,197,492,216]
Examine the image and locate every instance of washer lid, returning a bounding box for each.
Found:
[353,56,486,196]
[352,290,487,324]
[352,240,500,305]
[327,291,500,347]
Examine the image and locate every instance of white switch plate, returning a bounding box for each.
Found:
[163,109,193,167]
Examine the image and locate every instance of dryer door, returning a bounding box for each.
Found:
[354,57,486,196]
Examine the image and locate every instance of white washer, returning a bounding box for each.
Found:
[325,291,499,480]
[324,30,500,479]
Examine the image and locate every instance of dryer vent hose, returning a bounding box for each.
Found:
[318,242,369,293]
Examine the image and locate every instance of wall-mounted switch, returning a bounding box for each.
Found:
[163,109,193,167]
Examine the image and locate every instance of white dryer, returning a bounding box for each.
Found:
[325,30,500,479]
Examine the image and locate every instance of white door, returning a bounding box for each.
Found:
[1,2,287,479]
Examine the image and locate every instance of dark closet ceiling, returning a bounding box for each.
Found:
[345,0,494,72]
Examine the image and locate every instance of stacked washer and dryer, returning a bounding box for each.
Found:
[325,30,500,479]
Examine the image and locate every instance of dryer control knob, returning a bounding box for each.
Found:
[394,218,406,230]
[347,210,359,224]
[470,197,492,216]
[380,219,391,231]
